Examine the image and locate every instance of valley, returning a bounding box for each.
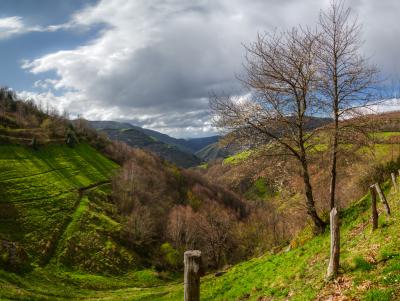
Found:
[1,1,400,299]
[89,120,224,167]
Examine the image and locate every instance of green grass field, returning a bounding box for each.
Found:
[223,150,253,165]
[0,143,118,264]
[2,180,399,300]
[1,140,400,300]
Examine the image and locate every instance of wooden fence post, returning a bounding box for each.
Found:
[391,172,398,192]
[326,207,340,280]
[184,250,201,301]
[374,183,391,216]
[369,185,378,230]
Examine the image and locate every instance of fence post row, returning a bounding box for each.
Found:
[369,185,378,230]
[374,183,391,216]
[184,250,202,301]
[182,174,397,293]
[391,172,398,192]
[326,207,340,280]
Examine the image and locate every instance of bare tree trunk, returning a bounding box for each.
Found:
[326,207,340,280]
[369,185,378,230]
[184,250,201,301]
[318,0,379,212]
[329,118,339,210]
[300,155,326,234]
[374,183,391,216]
[391,172,398,192]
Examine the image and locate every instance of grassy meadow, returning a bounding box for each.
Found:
[1,134,400,300]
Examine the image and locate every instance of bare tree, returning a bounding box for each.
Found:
[317,0,379,280]
[317,0,379,210]
[210,28,327,234]
[167,205,202,251]
[198,202,235,268]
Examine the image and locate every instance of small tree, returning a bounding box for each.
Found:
[316,0,379,280]
[66,125,78,147]
[210,28,327,234]
[317,0,379,210]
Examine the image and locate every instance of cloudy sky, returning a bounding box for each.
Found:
[0,0,399,137]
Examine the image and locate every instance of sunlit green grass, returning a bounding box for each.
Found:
[223,150,253,165]
[2,179,400,300]
[1,141,400,300]
[0,143,118,263]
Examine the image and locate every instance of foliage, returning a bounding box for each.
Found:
[358,156,400,191]
[160,243,180,269]
[223,150,253,165]
[111,148,253,269]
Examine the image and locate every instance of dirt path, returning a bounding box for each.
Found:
[41,180,111,265]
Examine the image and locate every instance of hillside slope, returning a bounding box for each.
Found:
[195,142,236,161]
[100,128,202,168]
[89,120,220,157]
[0,140,253,300]
[1,177,400,300]
[0,143,126,271]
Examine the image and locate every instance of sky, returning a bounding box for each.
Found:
[0,0,399,138]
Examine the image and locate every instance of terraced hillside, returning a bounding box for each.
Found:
[0,143,119,268]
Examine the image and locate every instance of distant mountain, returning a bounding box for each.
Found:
[88,120,135,131]
[89,117,333,164]
[98,127,202,168]
[130,126,194,154]
[195,142,235,162]
[184,136,220,153]
[129,126,220,154]
[90,120,220,153]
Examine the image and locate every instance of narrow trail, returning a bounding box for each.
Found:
[1,167,71,182]
[9,179,109,204]
[78,180,111,196]
[40,180,111,266]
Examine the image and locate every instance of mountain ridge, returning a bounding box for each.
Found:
[89,120,222,167]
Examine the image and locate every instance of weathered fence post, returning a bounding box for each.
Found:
[391,172,398,192]
[374,183,391,216]
[184,250,201,301]
[326,207,340,280]
[369,185,378,230]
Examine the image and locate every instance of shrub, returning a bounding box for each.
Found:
[160,243,180,269]
[358,157,400,191]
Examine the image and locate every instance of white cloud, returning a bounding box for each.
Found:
[0,16,33,39]
[367,98,400,114]
[19,0,325,136]
[17,0,400,137]
[0,15,73,39]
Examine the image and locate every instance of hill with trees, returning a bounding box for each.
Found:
[0,87,286,299]
[89,120,221,167]
[1,81,400,300]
